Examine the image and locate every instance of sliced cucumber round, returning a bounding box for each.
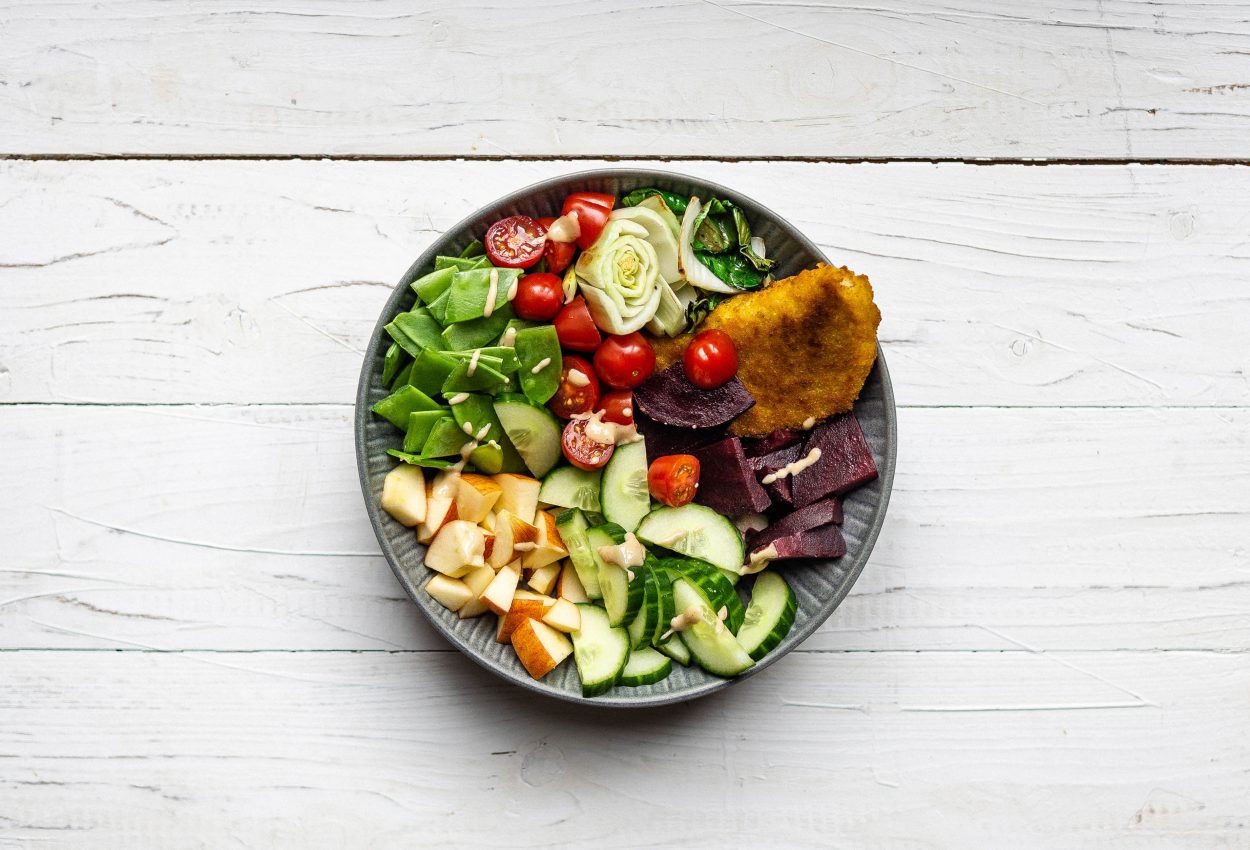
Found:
[617,647,672,687]
[655,632,691,666]
[627,567,662,650]
[636,503,744,578]
[494,396,562,477]
[539,465,602,513]
[555,509,603,600]
[737,571,797,661]
[601,440,651,533]
[587,524,642,626]
[571,604,630,697]
[662,557,745,635]
[671,578,754,677]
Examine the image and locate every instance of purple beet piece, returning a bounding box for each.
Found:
[743,427,803,458]
[691,436,771,516]
[747,495,844,552]
[790,412,878,509]
[752,442,803,506]
[754,522,846,561]
[633,364,755,429]
[633,408,722,466]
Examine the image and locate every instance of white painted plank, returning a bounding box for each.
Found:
[1,649,1245,847]
[2,159,1248,406]
[2,1,1249,157]
[3,404,1246,652]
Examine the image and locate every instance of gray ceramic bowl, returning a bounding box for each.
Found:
[356,169,896,706]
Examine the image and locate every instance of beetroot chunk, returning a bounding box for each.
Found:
[747,495,843,552]
[753,522,846,562]
[691,436,771,516]
[790,413,878,508]
[743,427,803,458]
[633,364,755,429]
[751,442,803,507]
[634,408,721,466]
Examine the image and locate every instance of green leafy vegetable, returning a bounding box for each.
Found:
[575,217,663,334]
[621,188,688,216]
[685,291,728,330]
[694,250,769,291]
[386,450,455,469]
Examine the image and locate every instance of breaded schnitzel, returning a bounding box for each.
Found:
[650,264,880,436]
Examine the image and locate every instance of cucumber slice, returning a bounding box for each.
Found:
[494,396,562,477]
[648,565,676,646]
[626,567,662,650]
[671,578,755,677]
[601,440,651,533]
[555,509,602,600]
[588,524,642,626]
[656,632,691,666]
[571,604,630,697]
[539,466,602,513]
[618,647,672,687]
[637,503,745,578]
[661,557,745,634]
[450,394,526,474]
[737,572,797,660]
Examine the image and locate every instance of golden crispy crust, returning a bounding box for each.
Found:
[650,264,880,436]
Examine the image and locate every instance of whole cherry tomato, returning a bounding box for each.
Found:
[548,355,601,419]
[484,215,546,269]
[553,296,602,352]
[648,454,701,507]
[562,192,614,250]
[593,332,655,390]
[562,417,615,471]
[536,217,576,275]
[683,328,739,389]
[597,390,634,426]
[513,273,564,321]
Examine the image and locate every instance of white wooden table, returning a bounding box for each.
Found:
[3,2,1248,846]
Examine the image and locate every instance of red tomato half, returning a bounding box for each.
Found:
[536,217,576,274]
[648,454,701,507]
[598,390,634,426]
[683,328,739,389]
[513,273,564,321]
[485,215,546,269]
[553,296,602,352]
[548,355,601,419]
[594,332,655,390]
[562,417,615,470]
[562,192,614,250]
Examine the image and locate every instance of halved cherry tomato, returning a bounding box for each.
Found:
[513,273,564,321]
[683,328,739,389]
[594,332,655,390]
[536,217,576,274]
[553,296,602,352]
[485,215,546,269]
[548,355,600,419]
[562,417,615,470]
[598,390,634,426]
[562,192,614,250]
[648,454,701,507]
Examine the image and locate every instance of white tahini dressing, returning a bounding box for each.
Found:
[660,603,704,641]
[574,409,641,446]
[461,420,475,436]
[474,423,491,441]
[597,532,646,574]
[742,543,779,575]
[761,447,822,485]
[531,357,552,375]
[801,416,817,430]
[447,392,469,405]
[567,368,591,387]
[500,326,518,347]
[483,268,499,318]
[506,276,518,302]
[512,541,539,552]
[466,348,482,377]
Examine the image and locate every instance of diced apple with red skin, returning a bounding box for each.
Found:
[557,561,590,603]
[493,474,541,526]
[424,520,486,578]
[455,474,502,524]
[541,597,581,633]
[380,464,427,526]
[511,618,573,679]
[522,511,568,569]
[488,509,540,570]
[425,574,473,611]
[496,593,557,643]
[417,474,459,543]
[479,564,521,616]
[457,566,497,618]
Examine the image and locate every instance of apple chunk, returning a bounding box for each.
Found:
[511,618,573,679]
[541,597,581,633]
[493,473,541,525]
[522,511,569,569]
[380,464,427,527]
[417,474,459,544]
[527,562,561,595]
[424,574,473,612]
[479,564,521,616]
[557,561,590,603]
[457,566,497,618]
[424,520,486,578]
[455,473,502,524]
[496,595,556,643]
[488,509,540,570]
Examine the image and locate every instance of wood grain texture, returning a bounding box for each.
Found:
[3,404,1246,653]
[3,159,1249,406]
[1,650,1246,848]
[2,0,1250,158]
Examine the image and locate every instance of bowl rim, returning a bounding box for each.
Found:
[355,167,897,707]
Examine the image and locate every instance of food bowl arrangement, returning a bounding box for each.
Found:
[355,169,896,706]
